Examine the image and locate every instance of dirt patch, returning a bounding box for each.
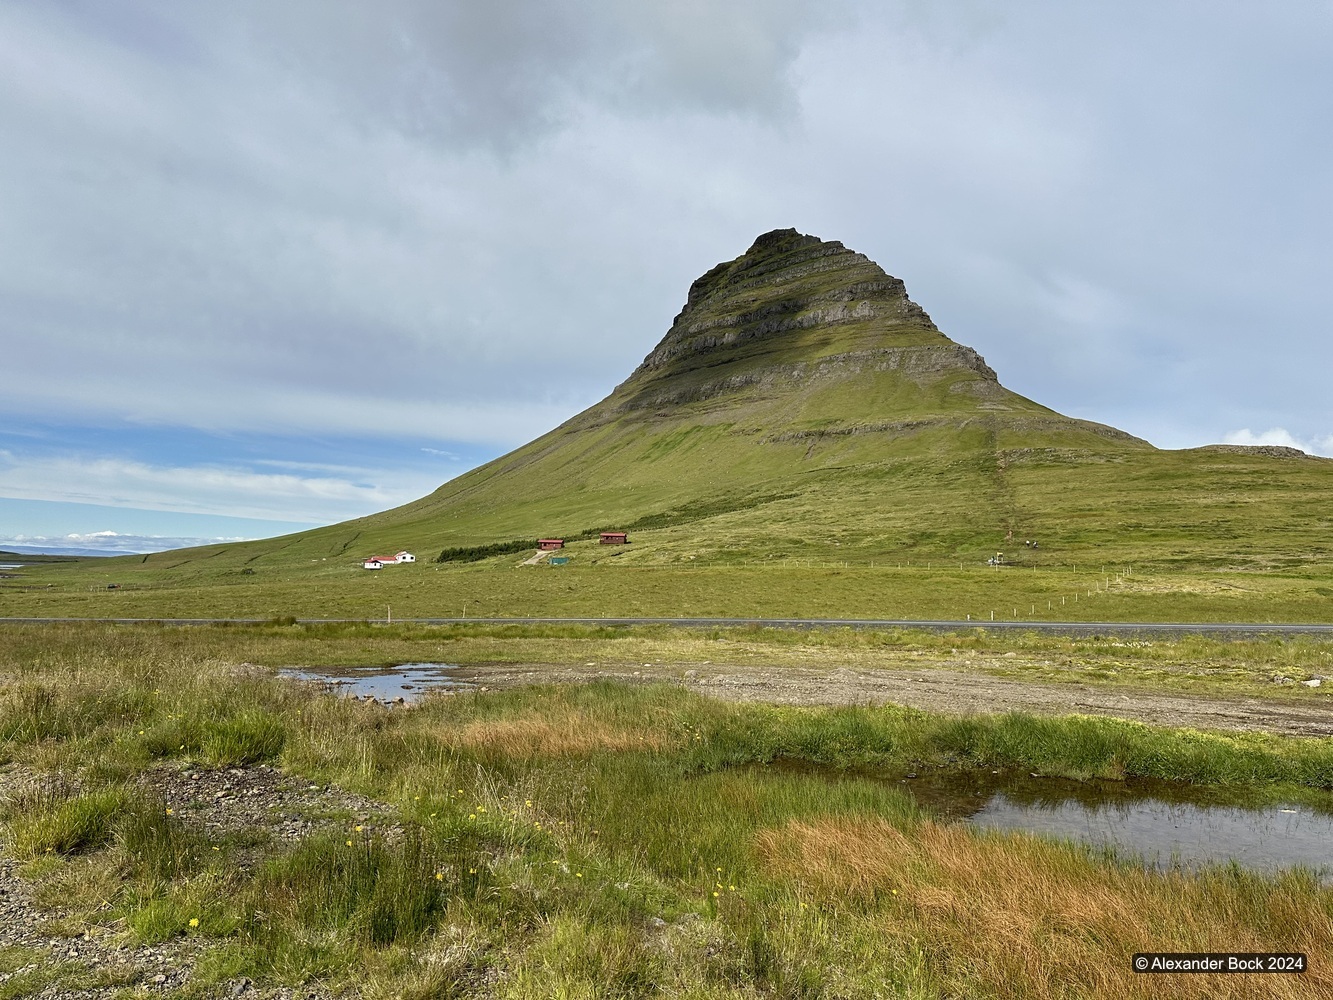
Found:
[0,762,359,999]
[443,662,1333,737]
[144,762,397,841]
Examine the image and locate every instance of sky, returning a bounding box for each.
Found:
[2,1,1330,554]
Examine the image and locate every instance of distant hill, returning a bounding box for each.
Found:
[0,548,90,561]
[65,229,1333,580]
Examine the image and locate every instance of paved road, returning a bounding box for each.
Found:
[2,616,1333,637]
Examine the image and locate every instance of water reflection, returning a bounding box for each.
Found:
[907,769,1333,878]
[761,761,1333,879]
[279,662,476,703]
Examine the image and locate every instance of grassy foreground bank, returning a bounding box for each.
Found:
[3,626,1332,998]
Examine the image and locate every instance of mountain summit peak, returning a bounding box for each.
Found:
[642,229,939,378]
[744,227,826,256]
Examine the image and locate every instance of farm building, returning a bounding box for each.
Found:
[599,532,628,544]
[362,550,415,570]
[537,539,565,550]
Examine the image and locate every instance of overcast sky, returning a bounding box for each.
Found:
[3,1,1330,553]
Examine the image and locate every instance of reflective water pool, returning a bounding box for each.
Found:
[278,662,477,703]
[761,761,1333,879]
[908,769,1333,878]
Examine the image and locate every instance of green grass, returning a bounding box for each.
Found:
[6,558,1333,624]
[5,785,130,857]
[4,626,1333,996]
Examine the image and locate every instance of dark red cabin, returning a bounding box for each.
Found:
[537,539,564,550]
[599,532,628,545]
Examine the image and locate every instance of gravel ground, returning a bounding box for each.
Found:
[0,762,389,999]
[444,660,1333,737]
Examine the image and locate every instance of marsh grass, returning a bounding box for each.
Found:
[3,625,1333,996]
[759,817,1333,999]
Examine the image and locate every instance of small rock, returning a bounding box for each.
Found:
[153,973,168,984]
[1303,678,1322,688]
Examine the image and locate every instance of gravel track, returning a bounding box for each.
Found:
[448,661,1333,737]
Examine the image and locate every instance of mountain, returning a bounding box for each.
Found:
[366,228,1156,557]
[107,229,1333,578]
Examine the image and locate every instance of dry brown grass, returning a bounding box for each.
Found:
[757,817,1333,999]
[435,715,671,758]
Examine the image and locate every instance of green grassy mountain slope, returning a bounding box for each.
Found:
[348,229,1155,552]
[5,229,1332,621]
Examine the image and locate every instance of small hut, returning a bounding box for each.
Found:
[537,539,565,551]
[599,532,629,545]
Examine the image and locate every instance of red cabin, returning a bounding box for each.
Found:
[599,532,628,545]
[537,539,564,550]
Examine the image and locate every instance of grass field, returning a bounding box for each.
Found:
[3,624,1333,997]
[5,557,1333,625]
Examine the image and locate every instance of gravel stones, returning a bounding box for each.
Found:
[141,762,397,841]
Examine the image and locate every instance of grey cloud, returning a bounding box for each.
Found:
[1,0,1330,481]
[225,0,834,147]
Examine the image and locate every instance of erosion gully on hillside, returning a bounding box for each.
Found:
[288,659,1333,738]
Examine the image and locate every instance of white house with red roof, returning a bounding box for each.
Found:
[362,550,415,570]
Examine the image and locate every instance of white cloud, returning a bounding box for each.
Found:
[0,531,253,555]
[0,451,444,524]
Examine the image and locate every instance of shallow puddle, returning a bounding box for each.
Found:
[775,762,1333,879]
[931,771,1333,878]
[279,662,477,703]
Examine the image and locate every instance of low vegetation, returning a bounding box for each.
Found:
[2,624,1332,997]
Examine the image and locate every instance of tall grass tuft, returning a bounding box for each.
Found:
[201,710,287,766]
[5,786,130,858]
[248,829,447,949]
